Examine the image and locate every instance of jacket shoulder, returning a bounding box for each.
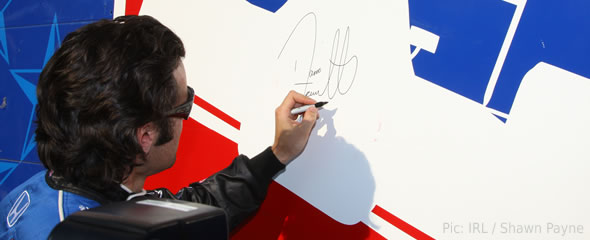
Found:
[0,171,64,239]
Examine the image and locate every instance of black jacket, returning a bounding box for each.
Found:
[46,147,285,231]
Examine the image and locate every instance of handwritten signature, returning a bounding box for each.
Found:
[277,12,358,99]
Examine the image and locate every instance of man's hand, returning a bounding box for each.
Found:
[272,91,319,165]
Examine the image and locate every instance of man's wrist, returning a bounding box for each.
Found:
[247,147,285,181]
[271,145,290,165]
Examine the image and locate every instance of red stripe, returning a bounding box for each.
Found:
[125,0,144,15]
[193,94,241,130]
[372,205,435,240]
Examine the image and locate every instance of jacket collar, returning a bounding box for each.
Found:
[45,171,130,205]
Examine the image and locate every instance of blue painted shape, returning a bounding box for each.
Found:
[0,0,12,63]
[9,70,39,104]
[247,0,288,13]
[493,114,507,123]
[1,0,113,28]
[486,1,590,114]
[44,14,61,66]
[410,0,590,119]
[0,72,36,162]
[0,71,31,161]
[409,0,515,104]
[0,161,17,186]
[19,106,36,161]
[0,161,17,177]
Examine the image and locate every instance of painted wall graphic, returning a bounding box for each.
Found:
[1,0,589,239]
[137,0,590,239]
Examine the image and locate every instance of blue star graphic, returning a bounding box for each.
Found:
[0,14,60,185]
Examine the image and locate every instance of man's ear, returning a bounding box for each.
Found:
[136,122,158,154]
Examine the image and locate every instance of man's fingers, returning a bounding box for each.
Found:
[300,107,319,132]
[280,90,316,110]
[289,91,316,106]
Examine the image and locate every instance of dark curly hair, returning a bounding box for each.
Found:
[35,15,185,192]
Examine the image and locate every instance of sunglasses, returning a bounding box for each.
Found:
[165,86,194,120]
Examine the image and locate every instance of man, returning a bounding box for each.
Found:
[0,15,319,239]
